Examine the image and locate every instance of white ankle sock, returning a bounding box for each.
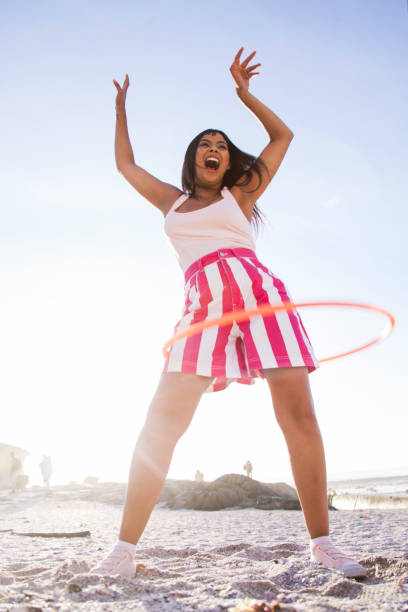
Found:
[114,539,137,558]
[310,535,332,547]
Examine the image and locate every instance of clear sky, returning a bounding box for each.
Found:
[1,0,407,487]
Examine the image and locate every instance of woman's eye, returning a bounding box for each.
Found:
[200,143,227,149]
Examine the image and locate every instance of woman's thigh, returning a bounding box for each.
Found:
[144,372,214,438]
[155,371,214,398]
[260,366,316,424]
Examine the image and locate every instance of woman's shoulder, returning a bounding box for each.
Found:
[162,188,187,218]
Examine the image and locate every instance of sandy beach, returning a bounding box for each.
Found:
[1,485,408,612]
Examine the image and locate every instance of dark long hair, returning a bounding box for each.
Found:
[181,129,269,237]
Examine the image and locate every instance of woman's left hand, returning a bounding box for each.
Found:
[229,47,261,91]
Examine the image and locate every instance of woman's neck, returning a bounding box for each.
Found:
[191,186,223,202]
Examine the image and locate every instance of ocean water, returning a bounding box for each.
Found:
[327,473,408,496]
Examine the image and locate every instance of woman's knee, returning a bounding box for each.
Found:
[277,410,319,437]
[274,393,318,429]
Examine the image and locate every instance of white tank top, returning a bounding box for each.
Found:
[163,186,257,273]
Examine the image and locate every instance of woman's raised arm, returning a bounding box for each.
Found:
[112,74,182,214]
[113,74,135,169]
[228,48,294,205]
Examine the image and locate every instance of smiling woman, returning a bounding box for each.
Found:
[181,128,269,237]
[90,48,368,580]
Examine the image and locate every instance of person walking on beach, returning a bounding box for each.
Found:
[91,48,367,579]
[9,452,22,493]
[194,469,204,482]
[243,460,253,479]
[39,455,53,489]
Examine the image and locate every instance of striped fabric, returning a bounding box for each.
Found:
[162,247,320,393]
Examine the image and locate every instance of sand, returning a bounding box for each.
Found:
[1,488,408,611]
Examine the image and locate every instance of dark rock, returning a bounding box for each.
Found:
[255,495,301,510]
[212,473,266,496]
[161,474,301,511]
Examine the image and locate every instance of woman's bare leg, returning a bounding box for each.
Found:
[119,372,213,544]
[261,366,329,538]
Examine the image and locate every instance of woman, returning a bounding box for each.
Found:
[91,48,366,579]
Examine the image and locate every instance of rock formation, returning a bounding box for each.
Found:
[158,473,301,511]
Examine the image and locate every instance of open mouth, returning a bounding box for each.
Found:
[205,157,220,173]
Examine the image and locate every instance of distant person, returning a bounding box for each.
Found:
[194,469,204,482]
[90,48,367,580]
[40,455,53,489]
[243,460,253,479]
[9,452,22,493]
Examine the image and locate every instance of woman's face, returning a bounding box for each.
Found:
[194,132,231,188]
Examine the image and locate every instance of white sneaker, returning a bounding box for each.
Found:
[310,540,367,578]
[90,547,136,577]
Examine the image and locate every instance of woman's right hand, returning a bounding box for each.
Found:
[113,74,129,107]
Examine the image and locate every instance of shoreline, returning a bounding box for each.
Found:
[329,492,408,510]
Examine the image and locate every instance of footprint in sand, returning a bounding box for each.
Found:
[5,562,27,571]
[139,546,199,559]
[324,578,364,598]
[0,572,14,585]
[11,566,50,578]
[209,543,252,556]
[268,542,305,553]
[362,554,408,581]
[238,546,281,561]
[239,542,306,561]
[230,579,278,599]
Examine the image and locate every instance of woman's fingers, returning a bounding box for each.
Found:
[247,63,261,71]
[235,47,244,61]
[234,47,257,67]
[241,51,256,67]
[232,49,260,74]
[113,74,129,92]
[234,47,255,61]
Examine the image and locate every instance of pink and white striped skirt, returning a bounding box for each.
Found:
[162,247,319,393]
